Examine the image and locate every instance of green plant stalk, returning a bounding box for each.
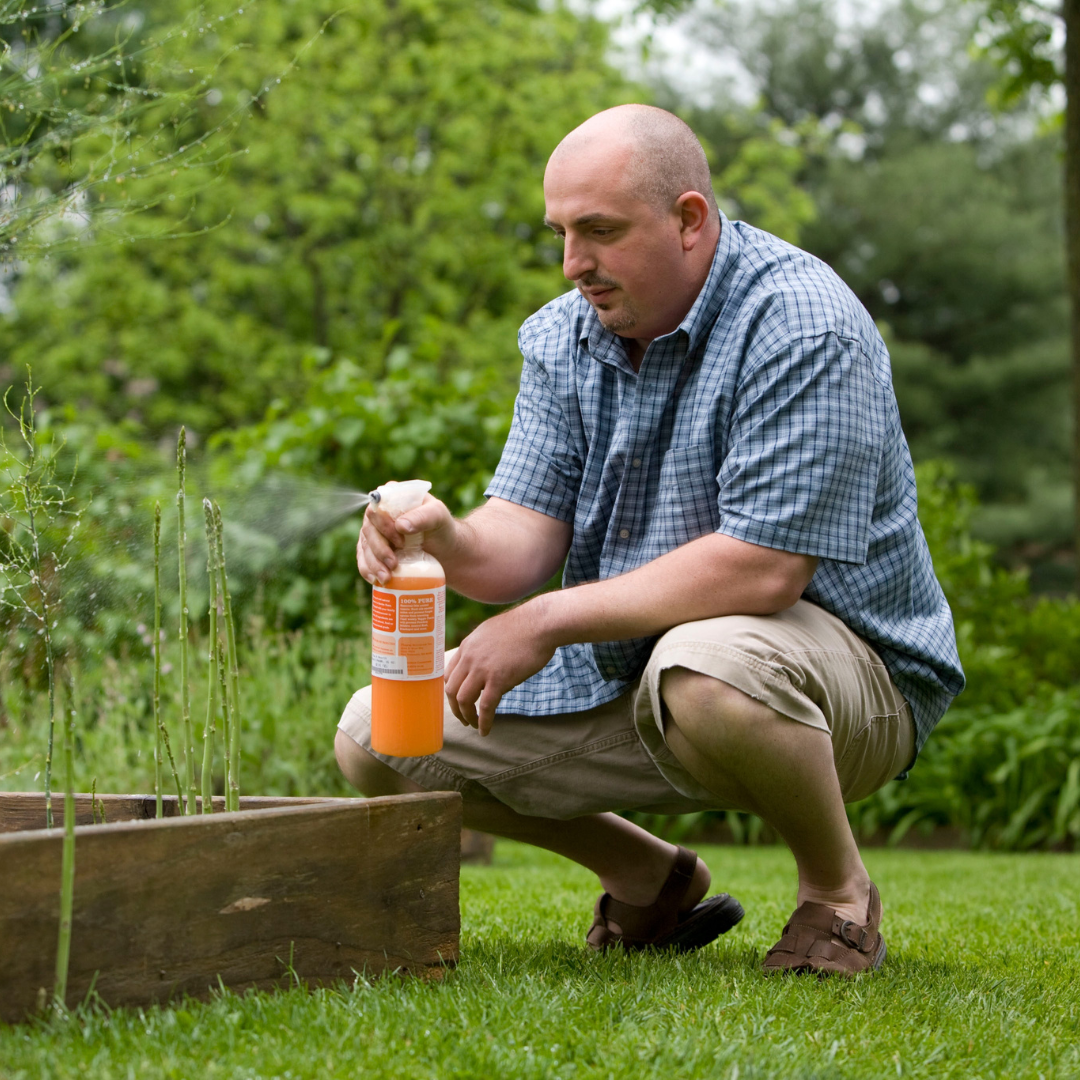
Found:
[159,715,185,810]
[39,582,57,829]
[177,428,195,815]
[151,500,185,810]
[153,502,163,819]
[200,499,218,814]
[216,659,231,811]
[206,504,231,812]
[213,501,241,812]
[15,403,59,830]
[211,508,231,813]
[53,690,76,1012]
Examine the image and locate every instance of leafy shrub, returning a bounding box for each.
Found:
[849,689,1080,850]
[845,462,1080,849]
[217,346,516,638]
[915,461,1080,711]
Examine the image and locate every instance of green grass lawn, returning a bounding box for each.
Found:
[2,842,1078,1079]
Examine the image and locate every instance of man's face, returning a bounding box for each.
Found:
[543,145,691,344]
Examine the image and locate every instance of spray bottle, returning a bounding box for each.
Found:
[368,480,445,757]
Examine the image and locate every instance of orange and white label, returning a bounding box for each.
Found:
[371,586,445,680]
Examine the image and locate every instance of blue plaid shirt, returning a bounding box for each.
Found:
[486,214,964,755]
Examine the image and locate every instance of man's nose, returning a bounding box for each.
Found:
[562,234,595,282]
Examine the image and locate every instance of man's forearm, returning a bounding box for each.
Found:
[525,533,818,648]
[420,499,572,605]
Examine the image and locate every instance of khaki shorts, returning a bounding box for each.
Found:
[337,599,915,820]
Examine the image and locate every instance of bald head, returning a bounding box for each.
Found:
[550,104,717,219]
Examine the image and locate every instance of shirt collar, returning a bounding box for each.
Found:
[578,210,742,364]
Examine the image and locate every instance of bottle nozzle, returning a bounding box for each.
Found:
[371,479,431,520]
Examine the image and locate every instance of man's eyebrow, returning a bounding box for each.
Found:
[542,213,621,230]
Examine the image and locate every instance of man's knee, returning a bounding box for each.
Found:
[660,667,769,738]
[334,729,425,797]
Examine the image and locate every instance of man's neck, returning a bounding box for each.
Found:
[626,338,648,371]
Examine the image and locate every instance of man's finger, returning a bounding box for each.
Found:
[360,526,399,583]
[444,649,460,687]
[355,533,385,584]
[443,658,472,726]
[476,686,503,737]
[451,669,486,729]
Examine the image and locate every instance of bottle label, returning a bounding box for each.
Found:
[371,585,446,680]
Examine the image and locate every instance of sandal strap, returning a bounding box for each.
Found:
[764,882,885,975]
[586,846,699,949]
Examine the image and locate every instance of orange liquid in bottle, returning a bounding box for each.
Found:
[370,571,445,757]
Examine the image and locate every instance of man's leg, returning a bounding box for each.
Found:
[658,669,869,924]
[334,729,710,912]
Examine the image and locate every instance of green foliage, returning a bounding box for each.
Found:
[217,345,515,635]
[916,462,1080,711]
[222,347,512,519]
[971,0,1063,106]
[810,140,1065,364]
[0,619,362,797]
[1,0,632,435]
[851,688,1080,850]
[712,118,818,244]
[688,0,1070,550]
[0,1,252,258]
[842,463,1080,849]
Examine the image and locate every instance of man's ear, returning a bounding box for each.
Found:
[675,191,712,251]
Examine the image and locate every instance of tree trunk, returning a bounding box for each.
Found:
[1068,0,1080,591]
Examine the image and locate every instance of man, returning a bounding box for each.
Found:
[336,105,964,975]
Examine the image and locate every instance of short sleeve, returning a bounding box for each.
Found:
[485,351,583,523]
[717,332,886,565]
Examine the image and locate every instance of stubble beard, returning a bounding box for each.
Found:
[581,277,639,335]
[596,299,639,335]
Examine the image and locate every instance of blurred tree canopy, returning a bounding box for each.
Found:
[1,0,632,438]
[681,0,1071,576]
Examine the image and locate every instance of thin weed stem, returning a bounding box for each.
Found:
[200,499,218,814]
[213,501,241,811]
[177,428,195,815]
[153,502,162,819]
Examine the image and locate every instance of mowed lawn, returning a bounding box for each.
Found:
[2,842,1078,1079]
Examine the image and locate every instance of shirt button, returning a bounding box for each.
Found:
[619,528,630,539]
[632,458,642,468]
[605,666,617,676]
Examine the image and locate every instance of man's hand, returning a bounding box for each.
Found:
[356,494,456,585]
[443,600,558,736]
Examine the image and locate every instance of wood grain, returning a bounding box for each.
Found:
[0,792,461,1022]
[0,792,337,832]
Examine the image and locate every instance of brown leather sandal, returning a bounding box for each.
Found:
[586,846,744,954]
[762,881,887,976]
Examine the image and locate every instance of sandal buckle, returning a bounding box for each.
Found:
[838,920,868,951]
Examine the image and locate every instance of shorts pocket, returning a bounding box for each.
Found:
[836,708,915,804]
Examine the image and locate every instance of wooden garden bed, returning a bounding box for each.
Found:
[0,791,461,1023]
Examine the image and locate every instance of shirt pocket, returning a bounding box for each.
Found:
[654,444,721,548]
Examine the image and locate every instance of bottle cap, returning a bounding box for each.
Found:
[372,479,431,521]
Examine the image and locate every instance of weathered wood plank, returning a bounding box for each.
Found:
[0,792,461,1022]
[0,792,336,833]
[0,795,495,861]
